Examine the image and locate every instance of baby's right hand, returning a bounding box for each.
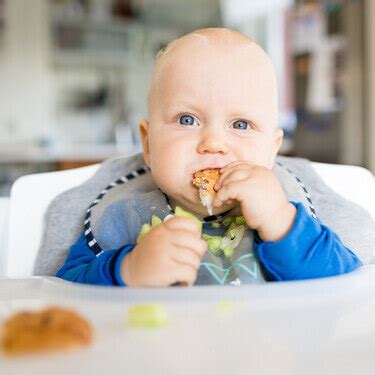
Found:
[120,216,207,287]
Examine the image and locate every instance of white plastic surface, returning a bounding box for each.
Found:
[0,198,10,277]
[1,271,375,374]
[312,162,375,218]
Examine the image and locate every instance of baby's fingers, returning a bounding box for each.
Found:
[172,264,198,286]
[164,216,201,235]
[215,164,254,191]
[213,182,241,207]
[215,169,252,191]
[171,231,208,257]
[171,248,202,270]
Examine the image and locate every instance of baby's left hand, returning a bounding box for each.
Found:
[213,161,297,242]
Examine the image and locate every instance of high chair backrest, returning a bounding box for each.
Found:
[6,164,99,277]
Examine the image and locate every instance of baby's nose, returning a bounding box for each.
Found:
[196,127,229,154]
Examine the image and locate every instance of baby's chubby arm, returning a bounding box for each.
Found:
[213,161,362,280]
[253,202,362,280]
[213,161,296,241]
[56,216,207,286]
[121,216,208,287]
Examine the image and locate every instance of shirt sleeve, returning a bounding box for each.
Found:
[253,202,363,281]
[56,233,135,286]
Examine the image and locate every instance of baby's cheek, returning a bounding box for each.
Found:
[149,133,195,192]
[153,167,183,199]
[151,153,184,192]
[236,138,275,168]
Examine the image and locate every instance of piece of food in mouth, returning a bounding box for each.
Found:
[192,169,220,216]
[1,306,93,356]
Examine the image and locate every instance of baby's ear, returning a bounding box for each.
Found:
[273,128,284,152]
[139,119,150,166]
[269,128,284,166]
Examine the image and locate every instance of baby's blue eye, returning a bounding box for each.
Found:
[179,115,195,126]
[232,120,249,130]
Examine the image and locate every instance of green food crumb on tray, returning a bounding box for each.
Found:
[128,304,170,327]
[216,299,235,312]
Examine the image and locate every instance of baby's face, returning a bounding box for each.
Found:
[140,30,283,217]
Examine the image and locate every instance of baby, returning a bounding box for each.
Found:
[52,28,366,287]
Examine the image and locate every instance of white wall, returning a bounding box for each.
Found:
[340,2,363,166]
[365,0,375,173]
[0,0,153,147]
[0,0,56,144]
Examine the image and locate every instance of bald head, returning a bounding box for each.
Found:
[147,28,278,129]
[147,28,277,125]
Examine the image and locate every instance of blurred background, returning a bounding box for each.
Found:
[0,0,374,196]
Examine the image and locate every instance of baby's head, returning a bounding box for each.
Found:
[139,28,283,217]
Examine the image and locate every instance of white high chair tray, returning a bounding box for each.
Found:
[1,270,375,375]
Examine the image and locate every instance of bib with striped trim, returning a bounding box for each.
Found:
[83,161,317,285]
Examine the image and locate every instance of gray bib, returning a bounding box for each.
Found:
[87,161,317,285]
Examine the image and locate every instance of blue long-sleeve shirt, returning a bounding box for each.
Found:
[56,203,362,285]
